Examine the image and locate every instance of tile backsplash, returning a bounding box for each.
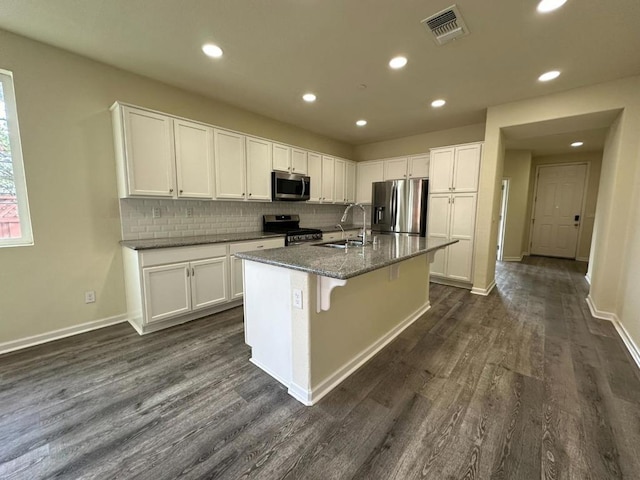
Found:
[119,198,353,240]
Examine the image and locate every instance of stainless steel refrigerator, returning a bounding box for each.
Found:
[371,178,429,236]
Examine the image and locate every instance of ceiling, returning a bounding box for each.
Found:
[503,110,620,156]
[0,1,639,145]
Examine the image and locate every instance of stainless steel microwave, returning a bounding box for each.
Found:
[271,171,311,201]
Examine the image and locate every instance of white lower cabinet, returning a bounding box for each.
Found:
[428,193,477,284]
[142,256,228,323]
[191,257,228,310]
[142,262,192,323]
[123,237,284,334]
[229,238,284,299]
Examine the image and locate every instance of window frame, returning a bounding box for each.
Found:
[0,68,33,247]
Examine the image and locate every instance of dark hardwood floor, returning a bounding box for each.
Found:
[2,256,640,479]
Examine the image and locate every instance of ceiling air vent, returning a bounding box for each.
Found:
[422,5,469,45]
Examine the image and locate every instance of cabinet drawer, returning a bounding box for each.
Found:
[230,237,284,255]
[141,244,228,267]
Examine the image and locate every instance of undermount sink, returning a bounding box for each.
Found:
[315,239,368,249]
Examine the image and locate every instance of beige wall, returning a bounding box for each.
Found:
[0,29,352,346]
[502,150,532,260]
[352,123,485,161]
[476,75,640,349]
[519,152,602,260]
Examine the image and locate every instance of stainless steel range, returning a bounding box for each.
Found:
[263,215,322,246]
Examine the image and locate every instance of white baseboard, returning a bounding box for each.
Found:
[287,302,432,406]
[471,280,496,296]
[0,314,127,356]
[585,295,617,322]
[586,295,640,371]
[502,256,523,262]
[576,256,589,262]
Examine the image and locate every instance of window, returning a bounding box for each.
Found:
[0,69,32,247]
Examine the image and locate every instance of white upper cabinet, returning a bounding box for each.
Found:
[430,143,482,193]
[113,104,218,199]
[174,119,214,198]
[452,144,482,192]
[356,161,384,204]
[291,148,308,174]
[114,105,176,197]
[321,156,335,203]
[408,154,429,178]
[383,157,409,180]
[429,148,455,193]
[214,129,246,199]
[334,158,346,204]
[345,161,356,203]
[245,136,272,201]
[272,143,291,173]
[308,152,322,202]
[112,102,348,203]
[273,144,308,175]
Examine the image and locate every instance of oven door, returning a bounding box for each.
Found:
[272,172,311,201]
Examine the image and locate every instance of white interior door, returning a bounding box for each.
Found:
[531,164,587,258]
[497,179,509,261]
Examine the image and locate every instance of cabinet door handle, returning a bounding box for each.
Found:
[292,167,295,171]
[186,268,190,277]
[256,245,264,249]
[169,188,174,193]
[179,189,183,194]
[192,267,195,276]
[249,193,252,197]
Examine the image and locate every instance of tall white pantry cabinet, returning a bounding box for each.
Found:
[428,142,482,286]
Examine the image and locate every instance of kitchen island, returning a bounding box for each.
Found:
[235,234,456,405]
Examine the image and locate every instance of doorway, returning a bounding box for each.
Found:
[497,179,509,261]
[529,163,588,258]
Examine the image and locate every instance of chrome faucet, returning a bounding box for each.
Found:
[341,203,367,245]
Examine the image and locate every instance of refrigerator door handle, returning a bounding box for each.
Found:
[390,182,398,229]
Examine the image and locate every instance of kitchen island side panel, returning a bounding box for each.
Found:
[307,254,429,391]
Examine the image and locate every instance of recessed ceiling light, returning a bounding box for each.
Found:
[356,120,367,127]
[202,44,223,58]
[302,93,317,102]
[537,0,567,13]
[431,99,446,108]
[389,56,408,69]
[571,141,584,147]
[538,70,561,82]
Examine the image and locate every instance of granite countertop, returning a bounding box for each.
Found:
[309,224,362,233]
[120,231,285,250]
[235,235,458,280]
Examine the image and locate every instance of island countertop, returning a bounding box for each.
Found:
[235,234,457,280]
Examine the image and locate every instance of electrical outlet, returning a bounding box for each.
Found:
[186,207,193,217]
[152,207,161,218]
[293,289,303,309]
[85,290,96,304]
